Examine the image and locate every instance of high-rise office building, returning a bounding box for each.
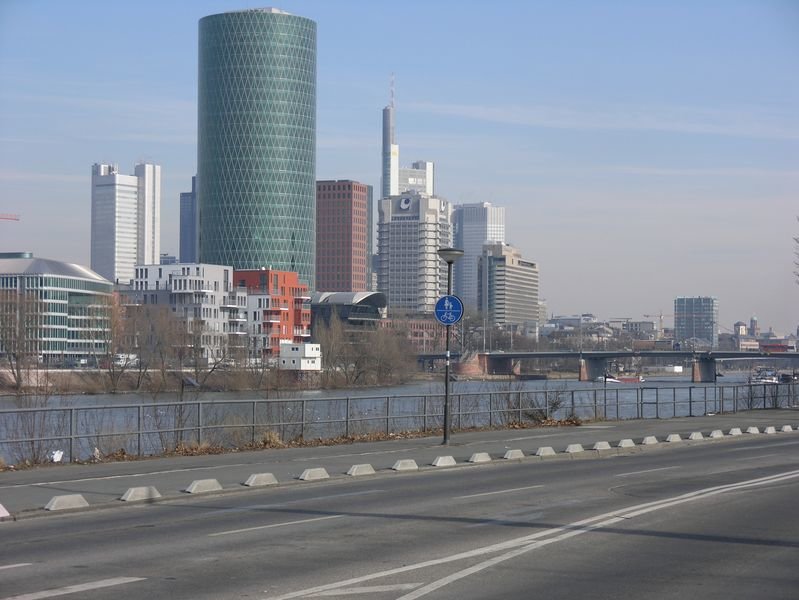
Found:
[478,242,539,336]
[380,93,434,200]
[316,180,371,292]
[399,160,434,196]
[674,296,719,348]
[91,162,160,284]
[197,8,317,286]
[179,176,197,263]
[381,101,399,199]
[377,191,452,314]
[453,202,505,310]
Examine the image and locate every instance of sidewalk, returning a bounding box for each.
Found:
[1,408,797,518]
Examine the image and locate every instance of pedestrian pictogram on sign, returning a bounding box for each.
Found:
[435,295,464,325]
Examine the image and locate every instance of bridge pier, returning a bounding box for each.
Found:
[691,357,717,383]
[579,358,607,382]
[481,355,520,375]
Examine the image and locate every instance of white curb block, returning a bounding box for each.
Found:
[121,486,161,501]
[617,439,635,448]
[688,432,704,441]
[592,441,611,451]
[781,425,794,432]
[764,426,777,434]
[642,436,659,445]
[243,473,278,487]
[746,427,760,435]
[45,494,89,511]
[469,453,492,463]
[0,503,10,519]
[666,434,682,443]
[564,444,584,454]
[728,428,743,436]
[503,449,524,460]
[536,446,556,457]
[710,430,724,438]
[185,479,223,494]
[432,455,456,467]
[392,459,419,472]
[346,464,376,477]
[299,468,330,481]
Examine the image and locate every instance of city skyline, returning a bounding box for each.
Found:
[1,0,797,331]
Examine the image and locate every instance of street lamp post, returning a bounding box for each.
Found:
[438,247,464,445]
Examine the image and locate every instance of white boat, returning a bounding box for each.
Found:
[750,368,779,384]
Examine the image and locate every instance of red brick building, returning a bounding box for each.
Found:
[234,269,311,359]
[316,180,370,292]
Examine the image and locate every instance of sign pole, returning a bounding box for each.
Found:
[443,259,453,445]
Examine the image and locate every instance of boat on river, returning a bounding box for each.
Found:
[749,368,779,384]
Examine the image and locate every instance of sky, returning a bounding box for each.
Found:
[1,0,798,333]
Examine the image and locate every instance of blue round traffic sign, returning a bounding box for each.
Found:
[435,295,464,325]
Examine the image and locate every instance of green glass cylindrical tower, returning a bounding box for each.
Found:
[198,8,316,286]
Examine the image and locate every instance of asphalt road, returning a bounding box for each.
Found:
[0,409,798,599]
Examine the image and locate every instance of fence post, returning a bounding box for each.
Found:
[302,399,306,439]
[386,396,390,435]
[197,402,203,446]
[252,400,257,445]
[688,387,693,417]
[593,389,597,421]
[489,393,493,428]
[345,397,350,438]
[655,388,660,419]
[571,390,575,418]
[69,407,75,463]
[519,391,523,424]
[704,387,707,415]
[615,389,619,420]
[138,404,143,457]
[545,391,550,421]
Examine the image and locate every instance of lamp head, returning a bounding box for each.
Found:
[437,247,464,264]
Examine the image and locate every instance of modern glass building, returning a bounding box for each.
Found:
[453,202,505,310]
[0,253,114,365]
[674,296,719,349]
[197,8,317,287]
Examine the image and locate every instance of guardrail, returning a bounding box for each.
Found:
[1,382,796,464]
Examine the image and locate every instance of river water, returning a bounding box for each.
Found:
[2,372,793,464]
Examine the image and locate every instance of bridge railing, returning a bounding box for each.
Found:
[1,382,796,465]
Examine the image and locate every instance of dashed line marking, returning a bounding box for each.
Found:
[615,466,679,477]
[209,514,344,537]
[0,576,145,600]
[454,485,544,500]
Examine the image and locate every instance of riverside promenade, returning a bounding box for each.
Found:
[2,407,797,518]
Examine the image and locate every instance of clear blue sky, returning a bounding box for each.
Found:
[1,0,797,333]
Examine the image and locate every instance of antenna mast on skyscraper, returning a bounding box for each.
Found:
[390,72,395,108]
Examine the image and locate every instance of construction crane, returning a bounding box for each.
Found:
[643,312,673,339]
[0,213,20,221]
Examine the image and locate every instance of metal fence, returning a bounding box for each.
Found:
[1,382,796,464]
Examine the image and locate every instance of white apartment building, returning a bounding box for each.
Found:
[91,162,161,284]
[453,202,505,310]
[399,160,434,196]
[478,242,539,337]
[377,191,453,314]
[130,263,247,361]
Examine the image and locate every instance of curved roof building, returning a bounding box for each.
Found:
[198,8,317,286]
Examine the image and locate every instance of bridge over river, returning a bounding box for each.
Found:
[469,350,799,382]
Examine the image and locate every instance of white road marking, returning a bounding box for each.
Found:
[581,425,616,429]
[728,441,799,452]
[0,463,258,490]
[615,466,678,477]
[307,583,423,596]
[0,564,32,571]
[0,576,145,600]
[737,453,779,461]
[209,514,344,537]
[265,468,799,600]
[454,485,544,499]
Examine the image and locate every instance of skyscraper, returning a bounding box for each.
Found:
[380,90,434,200]
[377,191,453,314]
[674,296,719,349]
[316,180,371,292]
[381,100,399,199]
[478,242,539,336]
[90,162,160,284]
[197,8,317,286]
[453,202,505,310]
[179,176,197,263]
